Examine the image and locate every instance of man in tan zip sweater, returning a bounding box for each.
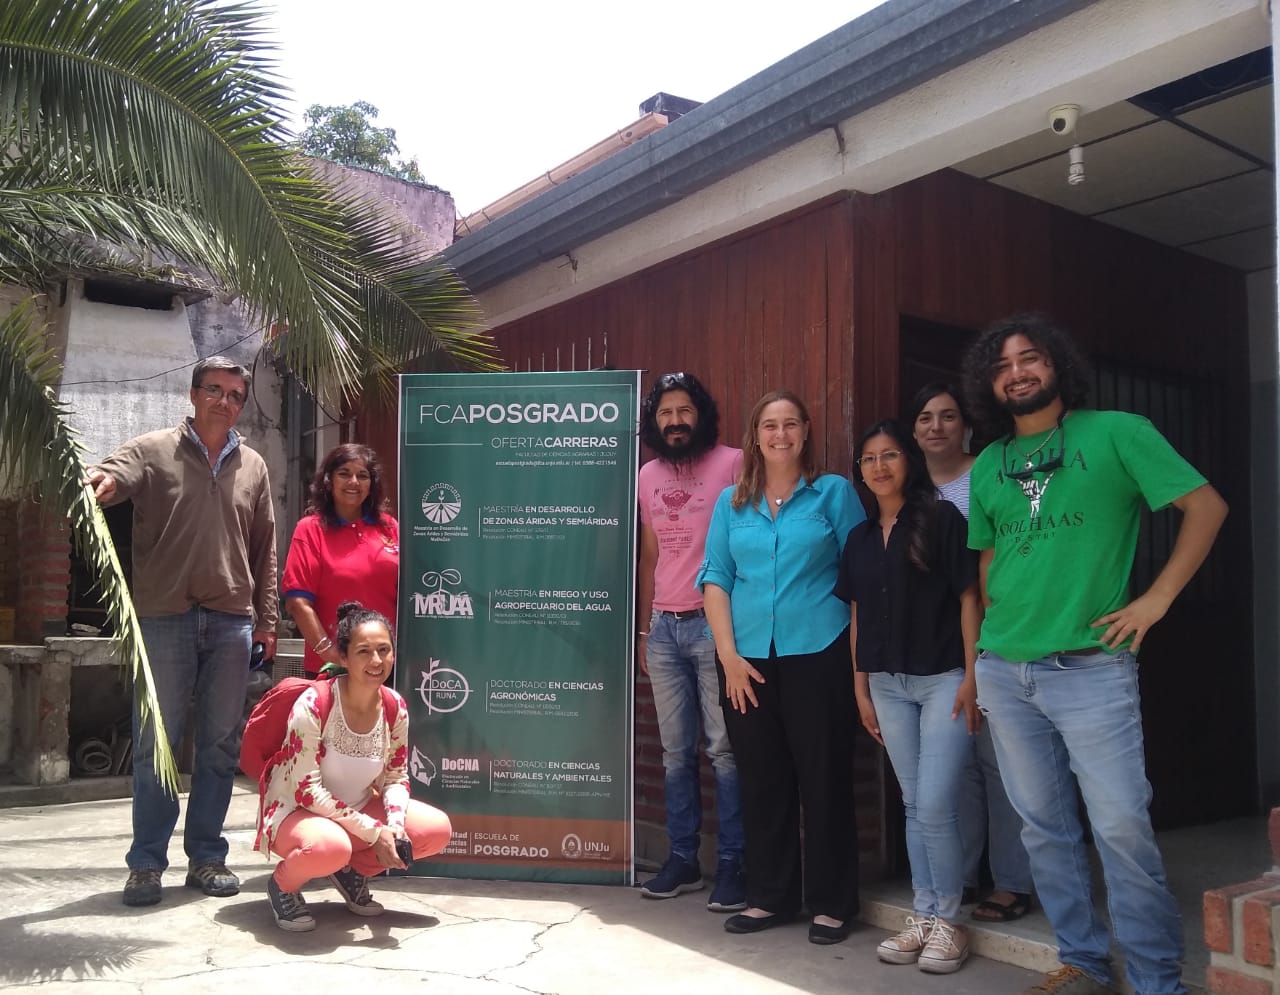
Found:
[88,355,278,908]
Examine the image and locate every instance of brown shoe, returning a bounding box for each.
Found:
[918,918,969,974]
[1022,965,1114,994]
[877,915,934,964]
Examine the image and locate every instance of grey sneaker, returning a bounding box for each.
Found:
[877,915,934,964]
[1022,965,1115,994]
[329,866,384,916]
[185,861,240,897]
[122,868,163,907]
[267,875,316,932]
[918,917,969,974]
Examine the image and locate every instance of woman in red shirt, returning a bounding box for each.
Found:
[283,444,400,676]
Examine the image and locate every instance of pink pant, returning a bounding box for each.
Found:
[270,798,452,891]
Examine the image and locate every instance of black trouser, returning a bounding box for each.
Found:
[720,629,859,920]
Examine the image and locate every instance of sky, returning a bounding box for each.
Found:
[263,1,888,216]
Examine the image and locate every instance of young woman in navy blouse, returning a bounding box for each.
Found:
[698,389,865,945]
[835,419,980,974]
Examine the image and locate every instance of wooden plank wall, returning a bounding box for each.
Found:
[485,195,891,865]
[490,196,858,475]
[864,168,1254,827]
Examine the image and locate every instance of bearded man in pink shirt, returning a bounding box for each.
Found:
[637,372,745,911]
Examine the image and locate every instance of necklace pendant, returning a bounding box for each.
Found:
[774,496,783,506]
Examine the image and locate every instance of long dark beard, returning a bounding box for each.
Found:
[1002,378,1061,416]
[651,424,716,470]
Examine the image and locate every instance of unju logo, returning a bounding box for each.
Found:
[421,482,462,524]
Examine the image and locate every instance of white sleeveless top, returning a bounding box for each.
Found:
[318,684,386,810]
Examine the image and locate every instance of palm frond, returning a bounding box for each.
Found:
[0,298,177,793]
[0,0,363,387]
[297,180,502,402]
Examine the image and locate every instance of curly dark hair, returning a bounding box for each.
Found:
[854,419,938,572]
[961,313,1091,439]
[335,600,394,655]
[639,372,721,468]
[306,443,389,529]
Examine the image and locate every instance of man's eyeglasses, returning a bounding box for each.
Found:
[855,451,903,468]
[196,383,247,407]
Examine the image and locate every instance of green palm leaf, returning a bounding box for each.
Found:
[0,299,176,793]
[0,0,500,794]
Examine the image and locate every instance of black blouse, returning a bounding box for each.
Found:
[833,500,977,676]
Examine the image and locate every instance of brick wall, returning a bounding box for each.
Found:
[14,494,70,643]
[1204,808,1280,994]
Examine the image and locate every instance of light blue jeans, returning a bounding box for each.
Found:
[959,721,1033,894]
[869,668,970,922]
[977,650,1184,995]
[128,607,251,872]
[646,611,743,865]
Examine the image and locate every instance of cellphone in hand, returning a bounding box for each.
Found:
[394,836,414,867]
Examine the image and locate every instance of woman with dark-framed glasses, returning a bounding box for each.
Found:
[836,419,980,975]
[910,383,1034,925]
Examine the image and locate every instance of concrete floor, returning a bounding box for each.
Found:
[0,778,1268,994]
[0,785,1044,995]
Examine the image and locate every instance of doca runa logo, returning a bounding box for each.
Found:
[421,482,462,524]
[416,659,472,715]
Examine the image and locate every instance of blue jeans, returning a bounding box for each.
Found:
[977,650,1184,995]
[128,607,251,871]
[959,721,1033,894]
[869,669,970,922]
[646,611,743,865]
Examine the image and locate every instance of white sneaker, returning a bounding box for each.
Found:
[918,917,969,974]
[877,915,935,964]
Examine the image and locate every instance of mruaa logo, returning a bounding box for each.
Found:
[414,568,475,619]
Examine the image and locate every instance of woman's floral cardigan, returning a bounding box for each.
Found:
[253,682,411,855]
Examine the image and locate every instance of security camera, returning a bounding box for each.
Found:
[1049,104,1080,136]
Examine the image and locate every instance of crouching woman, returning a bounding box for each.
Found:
[254,600,451,931]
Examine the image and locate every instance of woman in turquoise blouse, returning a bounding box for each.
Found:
[698,389,865,945]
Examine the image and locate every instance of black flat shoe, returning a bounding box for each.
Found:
[808,920,851,945]
[725,911,791,934]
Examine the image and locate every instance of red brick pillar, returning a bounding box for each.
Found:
[15,493,70,643]
[1204,808,1280,993]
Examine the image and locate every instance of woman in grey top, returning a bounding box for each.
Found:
[909,383,1033,923]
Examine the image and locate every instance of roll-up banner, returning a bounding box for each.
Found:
[397,371,640,884]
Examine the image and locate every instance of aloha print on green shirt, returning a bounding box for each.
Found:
[968,410,1206,662]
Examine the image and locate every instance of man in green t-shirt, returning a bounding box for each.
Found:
[961,315,1226,995]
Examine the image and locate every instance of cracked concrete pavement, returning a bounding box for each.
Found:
[0,785,1041,993]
